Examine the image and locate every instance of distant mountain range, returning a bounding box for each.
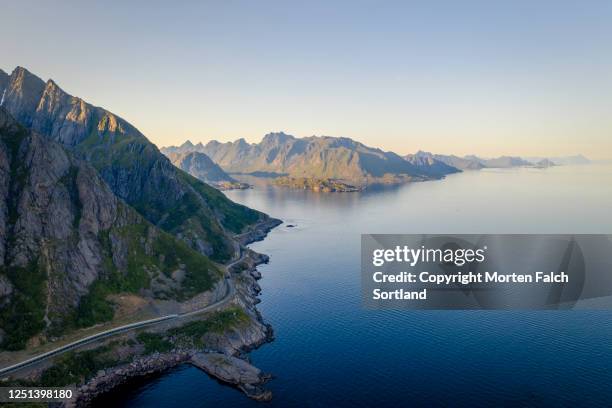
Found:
[403,151,461,177]
[163,136,589,189]
[411,152,591,170]
[409,152,536,171]
[464,155,533,168]
[524,155,591,166]
[403,151,478,172]
[161,133,459,186]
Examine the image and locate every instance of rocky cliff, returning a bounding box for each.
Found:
[0,67,269,263]
[0,108,222,350]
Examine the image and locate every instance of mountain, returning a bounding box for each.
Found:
[464,155,533,168]
[403,151,462,177]
[166,151,249,190]
[162,132,458,186]
[0,67,269,262]
[525,155,591,166]
[162,140,205,156]
[429,154,485,170]
[0,108,222,350]
[409,153,540,171]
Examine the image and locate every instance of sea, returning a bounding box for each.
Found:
[93,164,612,407]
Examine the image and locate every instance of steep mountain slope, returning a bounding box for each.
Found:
[403,151,461,177]
[163,132,458,185]
[0,108,222,350]
[165,151,248,190]
[0,67,267,262]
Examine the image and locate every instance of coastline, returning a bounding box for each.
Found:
[70,217,282,406]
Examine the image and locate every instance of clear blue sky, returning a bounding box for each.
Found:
[2,0,611,158]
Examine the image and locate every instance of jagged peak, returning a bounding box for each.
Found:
[261,132,294,144]
[45,78,61,90]
[40,78,68,99]
[411,150,434,158]
[11,66,30,75]
[11,66,43,82]
[8,66,46,94]
[181,140,194,147]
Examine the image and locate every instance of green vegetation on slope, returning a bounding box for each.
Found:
[77,124,263,263]
[39,345,119,387]
[179,171,260,234]
[168,307,250,347]
[0,262,46,350]
[33,309,250,387]
[136,332,173,354]
[74,223,222,328]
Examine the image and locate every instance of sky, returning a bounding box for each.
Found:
[1,0,611,159]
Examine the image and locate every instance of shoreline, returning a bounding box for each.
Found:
[71,216,282,406]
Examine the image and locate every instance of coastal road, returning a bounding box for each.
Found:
[0,249,244,378]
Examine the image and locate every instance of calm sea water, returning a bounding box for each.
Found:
[95,165,612,407]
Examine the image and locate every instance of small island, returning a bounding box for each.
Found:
[273,176,361,192]
[215,181,251,190]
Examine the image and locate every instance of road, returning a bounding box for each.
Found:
[0,248,244,378]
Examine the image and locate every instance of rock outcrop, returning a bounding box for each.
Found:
[191,352,272,401]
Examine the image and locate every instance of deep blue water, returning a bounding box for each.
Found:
[94,165,612,407]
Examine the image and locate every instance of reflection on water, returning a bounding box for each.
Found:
[96,164,612,408]
[232,164,612,234]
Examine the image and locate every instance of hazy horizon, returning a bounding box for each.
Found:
[2,1,611,159]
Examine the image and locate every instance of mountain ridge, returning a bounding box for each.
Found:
[0,67,270,262]
[161,132,458,186]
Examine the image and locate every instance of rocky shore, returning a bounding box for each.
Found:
[73,352,192,407]
[72,348,274,406]
[69,218,281,406]
[191,352,272,401]
[236,217,283,246]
